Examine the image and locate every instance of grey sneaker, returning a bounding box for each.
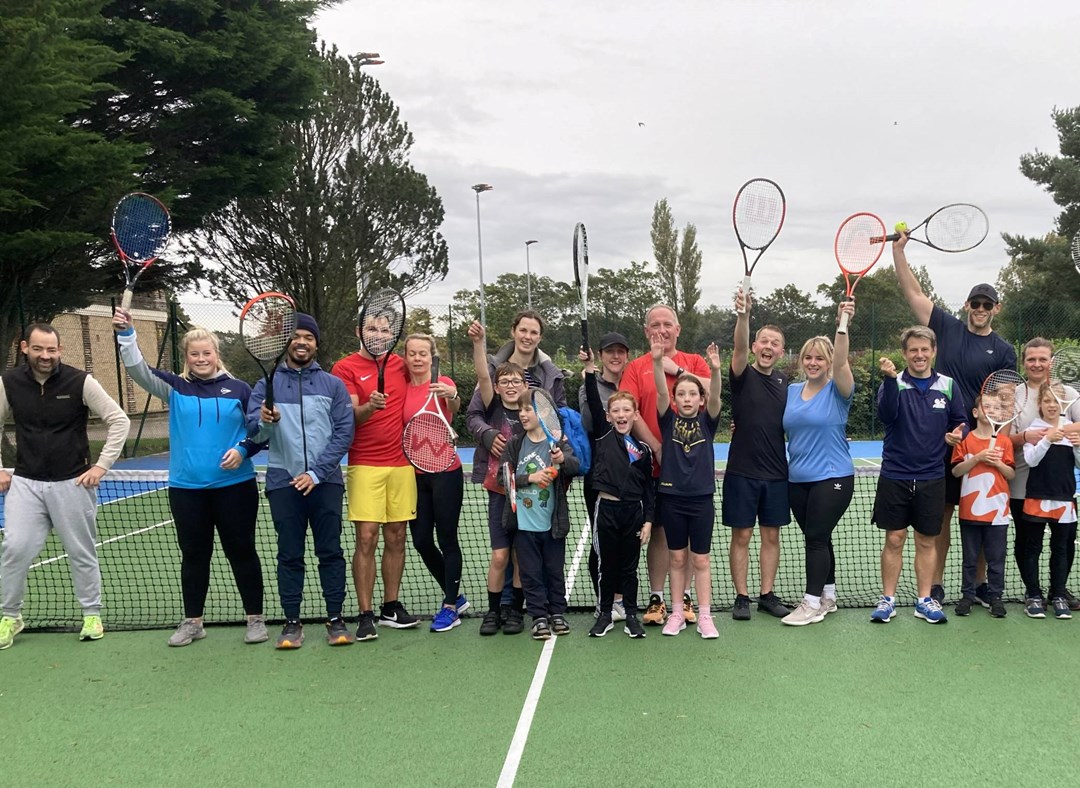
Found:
[781,601,826,627]
[168,618,206,647]
[820,597,838,615]
[244,615,268,644]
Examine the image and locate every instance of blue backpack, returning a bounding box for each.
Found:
[558,406,592,476]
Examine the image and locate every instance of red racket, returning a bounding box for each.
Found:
[834,213,887,334]
[112,192,171,310]
[402,356,458,473]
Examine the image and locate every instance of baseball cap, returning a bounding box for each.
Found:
[966,284,999,304]
[598,332,630,351]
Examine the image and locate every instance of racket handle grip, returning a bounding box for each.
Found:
[882,233,901,243]
[120,288,134,311]
[837,310,850,335]
[737,275,751,314]
[580,319,589,353]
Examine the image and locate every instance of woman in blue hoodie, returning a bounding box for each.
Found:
[113,310,266,647]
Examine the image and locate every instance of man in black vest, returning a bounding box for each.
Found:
[0,324,129,649]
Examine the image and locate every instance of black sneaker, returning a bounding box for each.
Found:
[989,598,1007,618]
[974,583,992,609]
[378,601,419,629]
[503,608,525,635]
[275,620,304,650]
[1052,597,1072,619]
[499,605,513,627]
[930,584,945,604]
[757,592,791,618]
[479,609,501,636]
[355,611,379,641]
[955,597,973,616]
[531,617,551,640]
[1025,597,1046,619]
[1066,589,1080,611]
[326,617,354,645]
[590,614,614,637]
[624,614,646,639]
[733,594,752,621]
[550,614,571,636]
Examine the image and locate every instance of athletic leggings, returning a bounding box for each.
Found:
[168,478,262,618]
[788,476,854,598]
[411,467,464,607]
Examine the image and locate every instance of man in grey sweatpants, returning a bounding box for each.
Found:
[0,323,130,649]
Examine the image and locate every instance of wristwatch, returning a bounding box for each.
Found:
[675,366,685,377]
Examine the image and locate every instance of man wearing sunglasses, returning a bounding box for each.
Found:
[893,233,1017,607]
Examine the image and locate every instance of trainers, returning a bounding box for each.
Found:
[79,615,104,641]
[821,597,838,615]
[733,594,752,621]
[697,614,719,639]
[781,601,826,627]
[531,617,552,640]
[611,599,626,622]
[378,601,419,629]
[1052,597,1072,619]
[244,615,268,644]
[589,614,614,637]
[455,594,471,615]
[503,608,525,635]
[1025,597,1046,619]
[551,614,571,636]
[955,597,974,617]
[479,609,502,636]
[662,611,686,636]
[1066,590,1080,611]
[974,583,992,609]
[276,620,304,649]
[431,606,461,632]
[682,594,697,624]
[0,615,25,650]
[168,618,206,647]
[870,596,896,623]
[643,594,666,625]
[757,592,791,618]
[930,584,945,604]
[989,598,1007,618]
[914,597,947,624]
[326,617,354,645]
[624,615,646,639]
[355,611,379,641]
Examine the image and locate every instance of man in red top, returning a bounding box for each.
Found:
[619,304,710,625]
[333,311,419,642]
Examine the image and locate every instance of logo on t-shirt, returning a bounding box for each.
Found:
[361,374,373,381]
[932,397,946,410]
[986,349,995,355]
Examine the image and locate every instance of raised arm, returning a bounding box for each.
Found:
[468,320,494,409]
[651,332,670,416]
[731,288,751,377]
[113,310,174,401]
[833,302,855,398]
[705,342,723,419]
[891,233,933,325]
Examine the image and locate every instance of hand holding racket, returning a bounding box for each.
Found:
[834,212,887,334]
[239,292,297,412]
[358,287,406,394]
[980,370,1028,443]
[531,388,563,472]
[573,222,590,352]
[1049,348,1080,414]
[732,178,785,314]
[875,204,988,252]
[112,192,171,310]
[402,355,458,473]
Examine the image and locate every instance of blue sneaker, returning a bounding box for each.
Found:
[914,597,948,624]
[431,607,461,632]
[455,595,471,615]
[870,596,896,623]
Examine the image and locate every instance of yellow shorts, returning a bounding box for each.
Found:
[345,465,417,523]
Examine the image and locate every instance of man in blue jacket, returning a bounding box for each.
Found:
[248,314,355,649]
[870,326,967,625]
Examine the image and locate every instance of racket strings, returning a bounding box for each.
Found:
[359,288,405,356]
[925,205,988,251]
[1071,233,1080,273]
[242,299,296,361]
[734,182,784,248]
[836,215,885,273]
[532,392,563,440]
[403,413,456,472]
[981,371,1027,428]
[113,195,170,261]
[1050,349,1080,405]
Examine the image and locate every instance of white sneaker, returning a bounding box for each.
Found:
[820,597,838,615]
[611,600,626,622]
[168,618,206,647]
[781,601,826,627]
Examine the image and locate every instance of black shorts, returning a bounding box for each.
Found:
[944,452,961,507]
[722,472,790,528]
[872,477,945,536]
[657,493,714,554]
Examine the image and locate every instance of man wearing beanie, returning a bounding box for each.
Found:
[249,312,355,648]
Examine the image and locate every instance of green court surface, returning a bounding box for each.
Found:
[2,608,1080,787]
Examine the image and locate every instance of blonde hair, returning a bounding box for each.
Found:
[797,336,834,379]
[404,333,437,355]
[180,327,230,381]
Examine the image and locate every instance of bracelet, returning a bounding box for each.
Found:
[675,367,685,377]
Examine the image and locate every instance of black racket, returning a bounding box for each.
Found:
[732,178,785,314]
[402,356,457,473]
[874,203,988,252]
[980,370,1028,441]
[358,287,406,394]
[573,222,589,352]
[1071,231,1080,276]
[239,292,297,411]
[834,213,887,334]
[112,192,171,310]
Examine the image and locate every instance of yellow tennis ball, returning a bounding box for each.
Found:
[895,221,909,233]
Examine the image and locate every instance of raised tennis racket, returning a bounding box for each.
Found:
[1070,232,1080,276]
[239,292,297,411]
[732,178,785,314]
[503,462,517,513]
[834,213,887,334]
[1049,347,1080,413]
[358,287,406,394]
[980,370,1028,441]
[402,356,457,473]
[531,388,563,470]
[112,193,171,310]
[573,222,590,352]
[873,203,988,252]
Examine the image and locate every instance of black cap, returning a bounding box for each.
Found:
[598,332,630,351]
[966,284,999,304]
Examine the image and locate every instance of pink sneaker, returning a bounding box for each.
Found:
[662,611,686,636]
[697,614,719,639]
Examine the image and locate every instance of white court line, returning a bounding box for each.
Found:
[496,515,592,788]
[29,519,173,570]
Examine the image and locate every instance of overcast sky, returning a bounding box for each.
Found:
[314,1,1080,312]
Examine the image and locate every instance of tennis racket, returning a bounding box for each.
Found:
[402,356,458,473]
[531,388,563,472]
[573,222,589,352]
[873,203,988,252]
[239,292,297,411]
[1070,231,1080,276]
[1049,348,1080,413]
[111,193,171,310]
[503,462,517,513]
[732,178,785,314]
[980,370,1028,441]
[358,287,406,394]
[834,213,887,334]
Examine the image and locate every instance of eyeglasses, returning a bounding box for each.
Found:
[969,300,995,310]
[497,377,525,387]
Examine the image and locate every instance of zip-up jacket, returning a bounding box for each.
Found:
[246,362,354,493]
[877,369,966,480]
[499,432,579,539]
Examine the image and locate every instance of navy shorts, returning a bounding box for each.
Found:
[487,490,511,551]
[872,477,945,536]
[657,493,714,554]
[721,473,790,528]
